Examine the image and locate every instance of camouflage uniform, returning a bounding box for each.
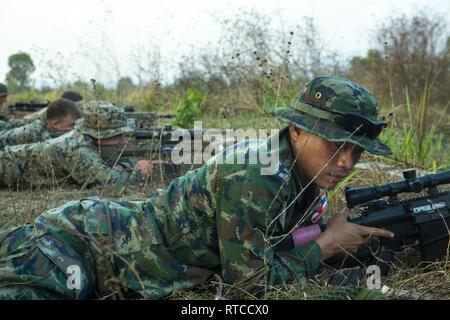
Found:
[0,128,326,299]
[0,118,28,131]
[0,77,391,299]
[0,120,8,131]
[0,119,58,148]
[0,83,12,131]
[0,83,7,97]
[0,101,143,190]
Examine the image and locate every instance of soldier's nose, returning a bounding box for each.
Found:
[336,147,355,170]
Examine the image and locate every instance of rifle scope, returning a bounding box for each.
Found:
[8,100,50,112]
[159,113,176,118]
[345,168,450,208]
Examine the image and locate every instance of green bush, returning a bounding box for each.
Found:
[173,88,203,128]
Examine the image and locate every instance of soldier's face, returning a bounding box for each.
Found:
[289,125,363,189]
[98,134,125,146]
[0,95,6,106]
[49,115,78,132]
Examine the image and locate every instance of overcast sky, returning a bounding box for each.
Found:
[1,0,449,87]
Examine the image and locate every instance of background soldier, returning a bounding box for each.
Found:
[0,77,393,299]
[0,98,81,148]
[23,91,84,123]
[0,101,155,190]
[62,91,84,108]
[0,83,7,108]
[0,83,9,130]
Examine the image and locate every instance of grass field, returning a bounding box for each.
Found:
[0,85,449,300]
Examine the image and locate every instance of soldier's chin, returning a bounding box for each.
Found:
[316,175,339,190]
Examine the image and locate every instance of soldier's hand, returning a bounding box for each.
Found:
[135,160,166,178]
[315,213,394,261]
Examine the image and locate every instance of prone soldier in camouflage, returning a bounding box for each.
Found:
[0,77,393,299]
[0,101,155,190]
[0,82,35,131]
[0,83,7,107]
[0,98,81,148]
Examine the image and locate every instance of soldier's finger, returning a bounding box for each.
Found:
[360,226,394,238]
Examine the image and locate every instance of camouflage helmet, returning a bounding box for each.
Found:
[271,76,392,155]
[0,83,7,97]
[75,100,132,139]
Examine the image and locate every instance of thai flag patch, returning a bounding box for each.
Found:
[311,192,328,223]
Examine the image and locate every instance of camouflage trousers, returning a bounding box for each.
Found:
[0,197,212,300]
[0,196,385,300]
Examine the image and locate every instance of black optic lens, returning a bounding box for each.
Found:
[334,114,386,139]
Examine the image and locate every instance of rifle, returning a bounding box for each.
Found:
[122,122,278,180]
[123,122,278,163]
[328,168,450,276]
[121,105,135,112]
[119,124,205,177]
[123,124,213,158]
[8,100,50,113]
[125,112,175,130]
[274,168,450,277]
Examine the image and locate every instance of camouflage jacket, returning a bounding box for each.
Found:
[0,128,144,190]
[0,118,27,131]
[0,128,324,299]
[0,119,55,148]
[105,127,323,298]
[0,120,7,131]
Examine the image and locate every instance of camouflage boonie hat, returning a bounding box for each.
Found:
[75,100,133,139]
[271,76,392,155]
[0,83,7,97]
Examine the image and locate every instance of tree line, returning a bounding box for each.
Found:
[4,10,449,110]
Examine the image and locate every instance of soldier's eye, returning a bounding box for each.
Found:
[329,142,342,153]
[352,146,364,156]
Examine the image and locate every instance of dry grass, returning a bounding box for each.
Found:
[0,153,448,300]
[166,161,450,300]
[0,106,448,300]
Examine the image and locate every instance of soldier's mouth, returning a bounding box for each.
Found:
[326,173,346,182]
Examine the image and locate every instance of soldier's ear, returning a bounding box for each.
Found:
[47,119,58,129]
[288,124,303,143]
